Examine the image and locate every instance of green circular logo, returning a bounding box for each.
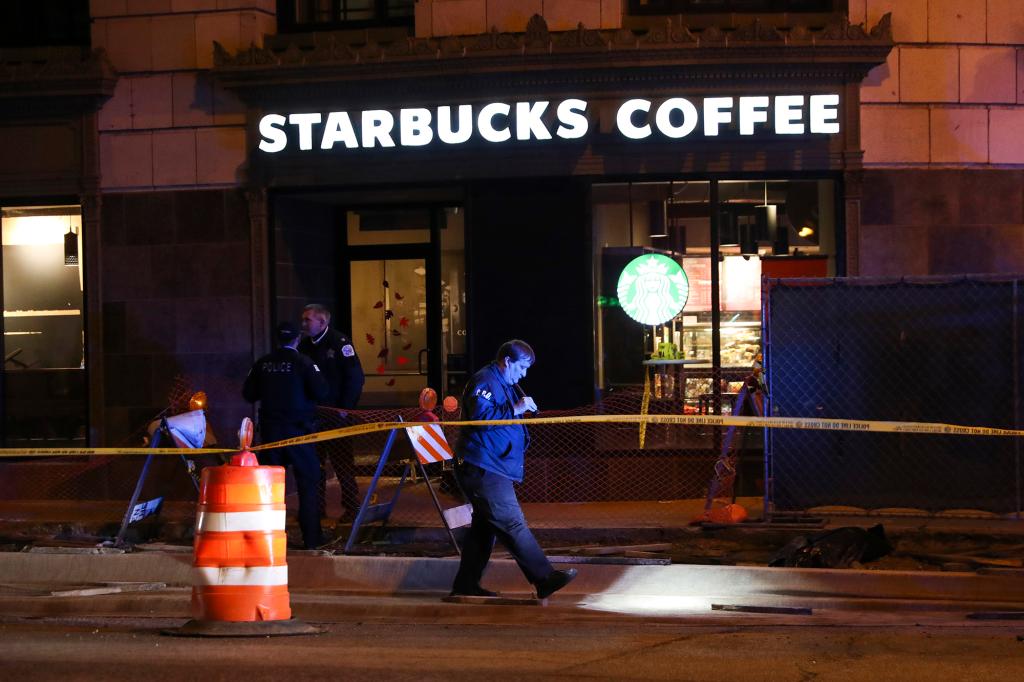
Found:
[616,254,689,325]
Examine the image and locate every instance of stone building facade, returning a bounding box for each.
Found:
[1,1,1021,450]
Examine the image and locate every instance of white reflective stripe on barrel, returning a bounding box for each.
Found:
[196,510,287,532]
[192,565,289,587]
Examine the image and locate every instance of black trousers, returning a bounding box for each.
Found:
[452,462,553,591]
[258,421,323,549]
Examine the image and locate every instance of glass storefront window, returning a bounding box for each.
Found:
[1,205,86,446]
[593,179,835,409]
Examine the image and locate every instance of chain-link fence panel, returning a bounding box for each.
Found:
[2,379,771,535]
[765,275,1023,518]
[311,391,735,530]
[0,376,207,504]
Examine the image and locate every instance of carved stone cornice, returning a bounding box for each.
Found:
[214,13,892,98]
[0,46,118,111]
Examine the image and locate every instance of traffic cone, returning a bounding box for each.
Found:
[168,419,320,637]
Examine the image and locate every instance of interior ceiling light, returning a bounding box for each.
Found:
[64,216,78,267]
[798,226,814,238]
[649,182,668,238]
[755,180,776,243]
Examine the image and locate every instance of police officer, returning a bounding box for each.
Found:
[298,303,365,523]
[449,339,577,600]
[243,321,328,549]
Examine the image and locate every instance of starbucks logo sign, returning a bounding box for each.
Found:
[616,255,689,325]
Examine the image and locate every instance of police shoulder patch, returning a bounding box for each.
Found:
[341,344,355,357]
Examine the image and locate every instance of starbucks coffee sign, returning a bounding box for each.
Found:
[257,94,840,153]
[617,255,690,326]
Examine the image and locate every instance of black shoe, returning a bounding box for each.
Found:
[535,569,578,599]
[448,585,498,598]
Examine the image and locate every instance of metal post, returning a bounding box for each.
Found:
[710,180,722,457]
[114,425,163,546]
[1014,280,1021,520]
[343,426,400,554]
[762,279,773,522]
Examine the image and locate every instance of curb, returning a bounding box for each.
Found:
[1,552,1022,607]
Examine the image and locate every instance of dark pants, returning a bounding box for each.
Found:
[258,421,323,549]
[452,462,553,591]
[316,413,361,517]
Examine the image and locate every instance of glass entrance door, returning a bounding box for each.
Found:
[350,256,430,407]
[343,205,465,408]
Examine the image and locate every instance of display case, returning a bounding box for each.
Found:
[680,315,761,366]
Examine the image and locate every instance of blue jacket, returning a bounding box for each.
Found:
[456,363,530,482]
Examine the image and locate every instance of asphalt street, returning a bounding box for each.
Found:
[1,590,1022,680]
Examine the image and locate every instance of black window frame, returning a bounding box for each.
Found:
[276,0,414,33]
[0,0,90,49]
[628,0,842,14]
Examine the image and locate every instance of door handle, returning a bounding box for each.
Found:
[418,348,428,374]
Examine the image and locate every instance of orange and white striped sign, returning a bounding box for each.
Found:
[405,423,454,464]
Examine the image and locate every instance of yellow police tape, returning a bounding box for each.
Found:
[0,413,1021,458]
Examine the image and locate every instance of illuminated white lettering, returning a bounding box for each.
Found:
[654,98,698,139]
[738,96,769,135]
[438,105,473,144]
[809,94,840,134]
[361,110,396,148]
[320,111,358,149]
[515,101,551,140]
[478,102,511,143]
[257,94,842,153]
[258,114,287,153]
[400,108,433,146]
[555,99,588,139]
[288,113,322,150]
[703,98,733,136]
[774,95,805,134]
[616,99,652,139]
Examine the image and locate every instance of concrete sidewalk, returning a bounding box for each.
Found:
[1,550,1023,614]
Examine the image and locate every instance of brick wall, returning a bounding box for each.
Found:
[90,1,276,189]
[100,188,253,445]
[849,0,1024,276]
[852,0,1024,166]
[89,1,276,443]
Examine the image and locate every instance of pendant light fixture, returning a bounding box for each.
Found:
[719,206,738,246]
[648,181,668,239]
[755,180,777,243]
[64,215,78,267]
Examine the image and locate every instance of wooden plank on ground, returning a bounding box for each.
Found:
[579,543,672,556]
[903,552,1023,568]
[548,555,671,566]
[623,551,672,560]
[442,594,544,606]
[712,603,813,616]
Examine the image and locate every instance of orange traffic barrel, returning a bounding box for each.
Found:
[166,419,320,637]
[190,449,291,622]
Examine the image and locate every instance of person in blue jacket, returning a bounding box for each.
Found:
[449,339,577,600]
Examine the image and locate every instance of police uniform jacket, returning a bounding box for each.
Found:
[456,362,530,482]
[242,347,328,426]
[298,327,364,409]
